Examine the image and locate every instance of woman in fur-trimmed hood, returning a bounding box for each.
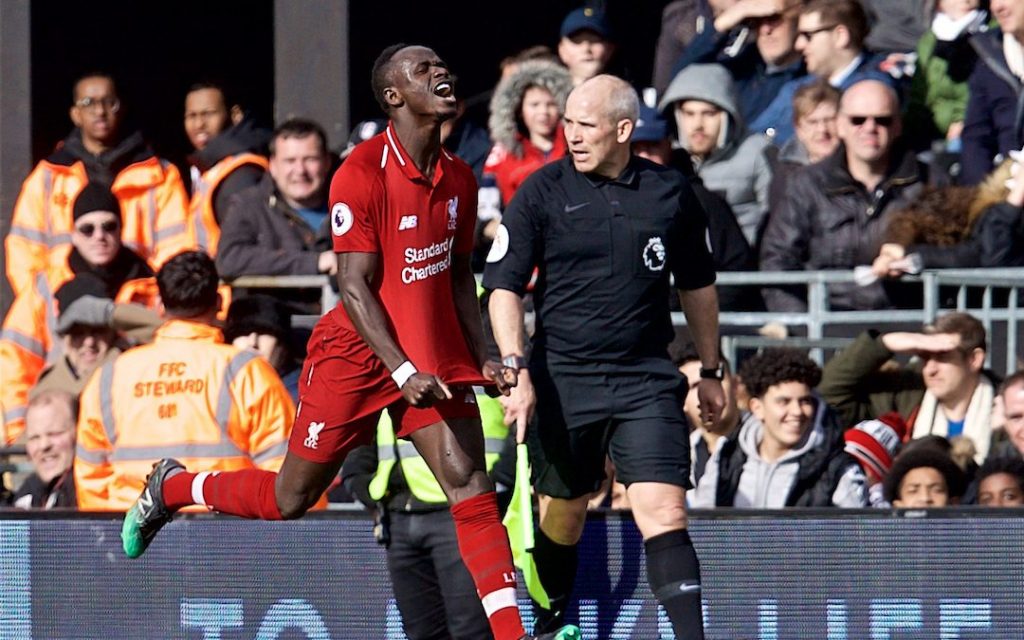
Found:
[872,159,1024,273]
[484,60,574,205]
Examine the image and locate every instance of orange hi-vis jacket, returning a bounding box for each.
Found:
[0,263,155,445]
[190,153,269,257]
[74,319,295,510]
[4,156,192,297]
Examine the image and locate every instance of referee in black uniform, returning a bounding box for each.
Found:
[484,75,723,640]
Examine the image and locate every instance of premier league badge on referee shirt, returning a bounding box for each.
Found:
[643,236,666,271]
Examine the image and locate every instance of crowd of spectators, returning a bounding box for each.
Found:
[1,0,1023,514]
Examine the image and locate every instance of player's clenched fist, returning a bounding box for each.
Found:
[401,372,452,407]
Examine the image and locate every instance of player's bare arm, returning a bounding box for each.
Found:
[338,250,451,406]
[488,287,535,442]
[678,284,725,426]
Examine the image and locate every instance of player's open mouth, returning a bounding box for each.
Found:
[433,81,454,98]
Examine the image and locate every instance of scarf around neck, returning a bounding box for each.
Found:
[911,375,994,463]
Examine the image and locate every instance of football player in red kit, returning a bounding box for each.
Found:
[121,43,580,640]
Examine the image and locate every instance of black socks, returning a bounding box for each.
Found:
[645,529,705,640]
[531,528,579,633]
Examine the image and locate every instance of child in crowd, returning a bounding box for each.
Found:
[975,456,1024,506]
[883,441,967,508]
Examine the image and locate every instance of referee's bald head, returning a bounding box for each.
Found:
[572,75,638,126]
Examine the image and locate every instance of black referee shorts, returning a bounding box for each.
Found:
[527,357,693,499]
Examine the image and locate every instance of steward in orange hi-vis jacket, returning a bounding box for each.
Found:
[5,136,192,296]
[183,83,268,257]
[0,184,156,444]
[6,73,190,296]
[185,93,270,256]
[74,319,294,510]
[74,252,295,511]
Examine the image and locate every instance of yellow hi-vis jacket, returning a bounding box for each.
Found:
[369,393,509,504]
[189,153,269,257]
[74,319,295,510]
[4,156,192,297]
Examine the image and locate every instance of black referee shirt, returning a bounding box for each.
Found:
[482,156,716,363]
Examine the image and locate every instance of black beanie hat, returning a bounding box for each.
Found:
[223,294,292,346]
[73,182,121,221]
[54,272,114,325]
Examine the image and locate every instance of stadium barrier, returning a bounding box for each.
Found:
[0,509,1020,639]
[231,267,1024,371]
[0,446,28,475]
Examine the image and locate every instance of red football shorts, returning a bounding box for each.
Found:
[287,324,482,464]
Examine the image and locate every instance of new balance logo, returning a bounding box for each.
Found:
[138,489,154,512]
[304,421,325,449]
[398,215,418,230]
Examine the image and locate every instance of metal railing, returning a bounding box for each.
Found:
[688,269,1023,370]
[229,274,339,313]
[230,267,1024,372]
[0,445,30,475]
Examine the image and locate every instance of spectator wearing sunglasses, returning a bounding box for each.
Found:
[0,184,159,445]
[760,78,924,312]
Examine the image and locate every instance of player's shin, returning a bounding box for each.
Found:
[450,491,527,640]
[167,469,284,520]
[531,528,578,633]
[645,528,705,640]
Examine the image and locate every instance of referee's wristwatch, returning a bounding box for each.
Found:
[502,355,528,371]
[700,364,725,380]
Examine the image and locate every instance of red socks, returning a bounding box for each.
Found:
[450,492,526,640]
[163,469,283,520]
[162,471,196,511]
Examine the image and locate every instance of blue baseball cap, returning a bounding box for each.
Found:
[632,105,668,143]
[560,6,612,39]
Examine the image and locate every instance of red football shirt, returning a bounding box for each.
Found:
[327,122,485,385]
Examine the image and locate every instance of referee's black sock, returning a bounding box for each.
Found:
[531,528,578,633]
[645,528,705,640]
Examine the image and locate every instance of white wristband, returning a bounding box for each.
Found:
[391,361,418,389]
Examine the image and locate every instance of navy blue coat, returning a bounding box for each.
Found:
[961,29,1024,185]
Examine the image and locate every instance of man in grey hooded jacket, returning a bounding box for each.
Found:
[659,63,773,245]
[691,349,867,508]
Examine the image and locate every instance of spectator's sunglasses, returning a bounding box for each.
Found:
[846,115,895,128]
[75,220,120,237]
